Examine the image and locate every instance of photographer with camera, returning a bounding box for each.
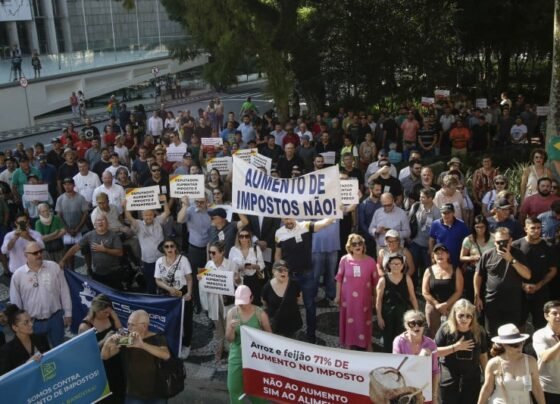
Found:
[1,213,45,275]
[101,310,170,403]
[474,227,531,338]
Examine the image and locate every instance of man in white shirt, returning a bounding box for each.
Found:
[166,132,187,162]
[9,241,71,347]
[148,110,164,141]
[92,171,125,214]
[1,213,45,274]
[533,300,560,402]
[73,158,101,205]
[0,157,16,185]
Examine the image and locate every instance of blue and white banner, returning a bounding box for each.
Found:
[0,329,110,403]
[232,156,342,219]
[65,271,184,356]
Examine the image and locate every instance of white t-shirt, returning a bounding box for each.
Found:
[154,255,192,290]
[73,171,101,204]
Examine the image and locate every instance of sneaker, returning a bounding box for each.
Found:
[179,346,191,359]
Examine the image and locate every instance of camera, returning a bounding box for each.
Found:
[17,221,26,231]
[117,330,133,346]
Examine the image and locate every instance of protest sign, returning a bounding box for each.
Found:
[250,153,272,174]
[475,98,487,108]
[23,184,49,202]
[320,151,336,165]
[232,156,342,219]
[434,89,450,99]
[341,178,359,205]
[241,327,432,403]
[0,329,110,403]
[537,106,550,116]
[65,271,184,355]
[198,268,235,296]
[166,144,187,162]
[233,148,257,163]
[126,186,161,211]
[207,156,233,176]
[421,97,435,106]
[170,174,205,198]
[201,137,223,154]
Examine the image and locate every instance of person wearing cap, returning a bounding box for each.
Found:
[512,217,558,331]
[225,284,271,403]
[487,197,524,240]
[532,300,560,402]
[428,202,470,268]
[207,207,247,257]
[437,157,465,186]
[421,243,464,338]
[11,156,42,204]
[369,193,410,252]
[519,177,560,224]
[364,149,398,184]
[274,216,336,343]
[376,229,415,277]
[474,227,531,339]
[478,323,544,404]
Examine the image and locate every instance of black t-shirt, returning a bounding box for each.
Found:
[435,323,487,374]
[81,125,100,141]
[275,222,315,272]
[276,155,304,179]
[471,124,489,151]
[376,176,403,197]
[57,162,79,182]
[511,238,553,286]
[92,160,111,179]
[261,280,302,335]
[476,247,527,309]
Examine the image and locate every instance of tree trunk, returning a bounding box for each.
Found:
[263,53,292,123]
[546,0,560,180]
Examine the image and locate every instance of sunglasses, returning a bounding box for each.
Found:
[26,250,43,256]
[151,169,161,172]
[457,313,473,320]
[407,320,425,328]
[494,181,505,185]
[239,234,250,239]
[351,241,363,246]
[209,250,219,255]
[163,244,175,249]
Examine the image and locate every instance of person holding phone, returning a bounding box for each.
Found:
[1,213,45,275]
[474,227,531,338]
[435,299,488,404]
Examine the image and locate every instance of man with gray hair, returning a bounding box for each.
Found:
[368,193,410,252]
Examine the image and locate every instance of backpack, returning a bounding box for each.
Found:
[156,354,186,398]
[409,202,421,239]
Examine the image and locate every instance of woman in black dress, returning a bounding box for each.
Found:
[0,304,49,375]
[261,260,302,338]
[78,294,125,403]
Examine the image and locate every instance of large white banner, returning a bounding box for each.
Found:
[241,327,432,403]
[0,0,32,22]
[232,156,342,219]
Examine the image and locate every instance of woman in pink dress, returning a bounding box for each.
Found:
[335,233,378,351]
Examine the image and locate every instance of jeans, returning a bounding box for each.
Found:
[142,262,157,294]
[293,270,317,340]
[312,251,338,301]
[124,396,166,404]
[33,310,64,347]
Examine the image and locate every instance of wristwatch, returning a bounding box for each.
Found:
[511,259,517,265]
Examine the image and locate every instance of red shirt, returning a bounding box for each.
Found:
[74,140,91,159]
[103,132,117,147]
[520,194,560,219]
[282,132,300,148]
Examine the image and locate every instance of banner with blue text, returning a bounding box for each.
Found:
[65,271,184,356]
[232,156,342,219]
[0,329,110,403]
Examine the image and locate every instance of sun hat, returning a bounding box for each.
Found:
[491,324,530,344]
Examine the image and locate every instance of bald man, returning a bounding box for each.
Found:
[102,310,170,402]
[9,242,71,346]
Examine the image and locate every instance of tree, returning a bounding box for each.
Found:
[547,0,560,180]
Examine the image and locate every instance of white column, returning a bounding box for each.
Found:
[7,22,19,47]
[26,20,39,52]
[40,0,58,54]
[57,0,72,52]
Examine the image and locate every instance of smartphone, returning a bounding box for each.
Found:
[497,240,508,252]
[17,221,26,231]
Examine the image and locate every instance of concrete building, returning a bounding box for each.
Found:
[0,0,184,55]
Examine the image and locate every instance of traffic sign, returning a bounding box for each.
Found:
[19,77,28,88]
[152,66,160,77]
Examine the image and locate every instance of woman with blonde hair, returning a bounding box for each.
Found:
[334,233,378,351]
[435,299,488,404]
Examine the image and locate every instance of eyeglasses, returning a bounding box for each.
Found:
[209,250,219,255]
[386,239,399,244]
[494,181,505,185]
[239,234,250,239]
[351,241,363,246]
[163,244,175,249]
[275,267,289,273]
[457,313,473,320]
[407,320,425,328]
[26,250,43,256]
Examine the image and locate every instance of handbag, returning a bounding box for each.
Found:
[156,354,186,398]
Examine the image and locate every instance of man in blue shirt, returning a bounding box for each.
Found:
[538,200,560,244]
[429,203,470,268]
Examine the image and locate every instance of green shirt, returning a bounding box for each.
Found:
[11,167,42,196]
[35,215,64,236]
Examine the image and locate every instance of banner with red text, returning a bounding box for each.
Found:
[241,327,432,403]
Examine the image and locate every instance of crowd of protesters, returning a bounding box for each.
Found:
[0,92,558,403]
